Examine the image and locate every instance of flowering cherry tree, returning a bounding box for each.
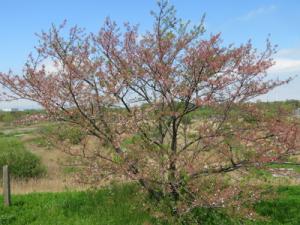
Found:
[0,0,298,221]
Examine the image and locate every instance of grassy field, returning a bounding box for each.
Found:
[0,105,299,224]
[0,185,299,225]
[0,184,154,225]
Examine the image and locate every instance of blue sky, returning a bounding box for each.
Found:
[1,0,300,109]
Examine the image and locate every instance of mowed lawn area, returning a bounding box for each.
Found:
[0,185,299,225]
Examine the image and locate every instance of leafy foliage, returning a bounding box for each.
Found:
[0,135,46,178]
[39,123,85,145]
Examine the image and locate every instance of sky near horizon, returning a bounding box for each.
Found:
[0,0,300,109]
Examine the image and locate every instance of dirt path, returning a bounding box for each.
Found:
[0,124,87,194]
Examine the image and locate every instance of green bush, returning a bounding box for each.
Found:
[0,136,46,178]
[0,113,15,123]
[39,123,85,145]
[58,126,85,144]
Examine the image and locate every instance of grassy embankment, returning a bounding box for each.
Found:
[0,185,299,225]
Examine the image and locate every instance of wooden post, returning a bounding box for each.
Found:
[3,165,11,206]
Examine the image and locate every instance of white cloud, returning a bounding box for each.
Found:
[276,48,300,59]
[238,5,277,21]
[39,59,61,73]
[259,47,300,101]
[269,58,300,74]
[268,48,300,75]
[0,99,41,110]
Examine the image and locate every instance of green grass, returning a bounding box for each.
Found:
[180,186,300,225]
[0,185,299,225]
[0,130,34,138]
[62,166,81,175]
[267,163,300,173]
[254,186,300,225]
[0,184,154,225]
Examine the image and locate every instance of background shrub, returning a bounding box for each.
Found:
[40,123,85,145]
[0,136,46,178]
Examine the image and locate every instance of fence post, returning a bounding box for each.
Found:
[3,165,11,206]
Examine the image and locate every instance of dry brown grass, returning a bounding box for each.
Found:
[1,119,299,195]
[0,177,86,194]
